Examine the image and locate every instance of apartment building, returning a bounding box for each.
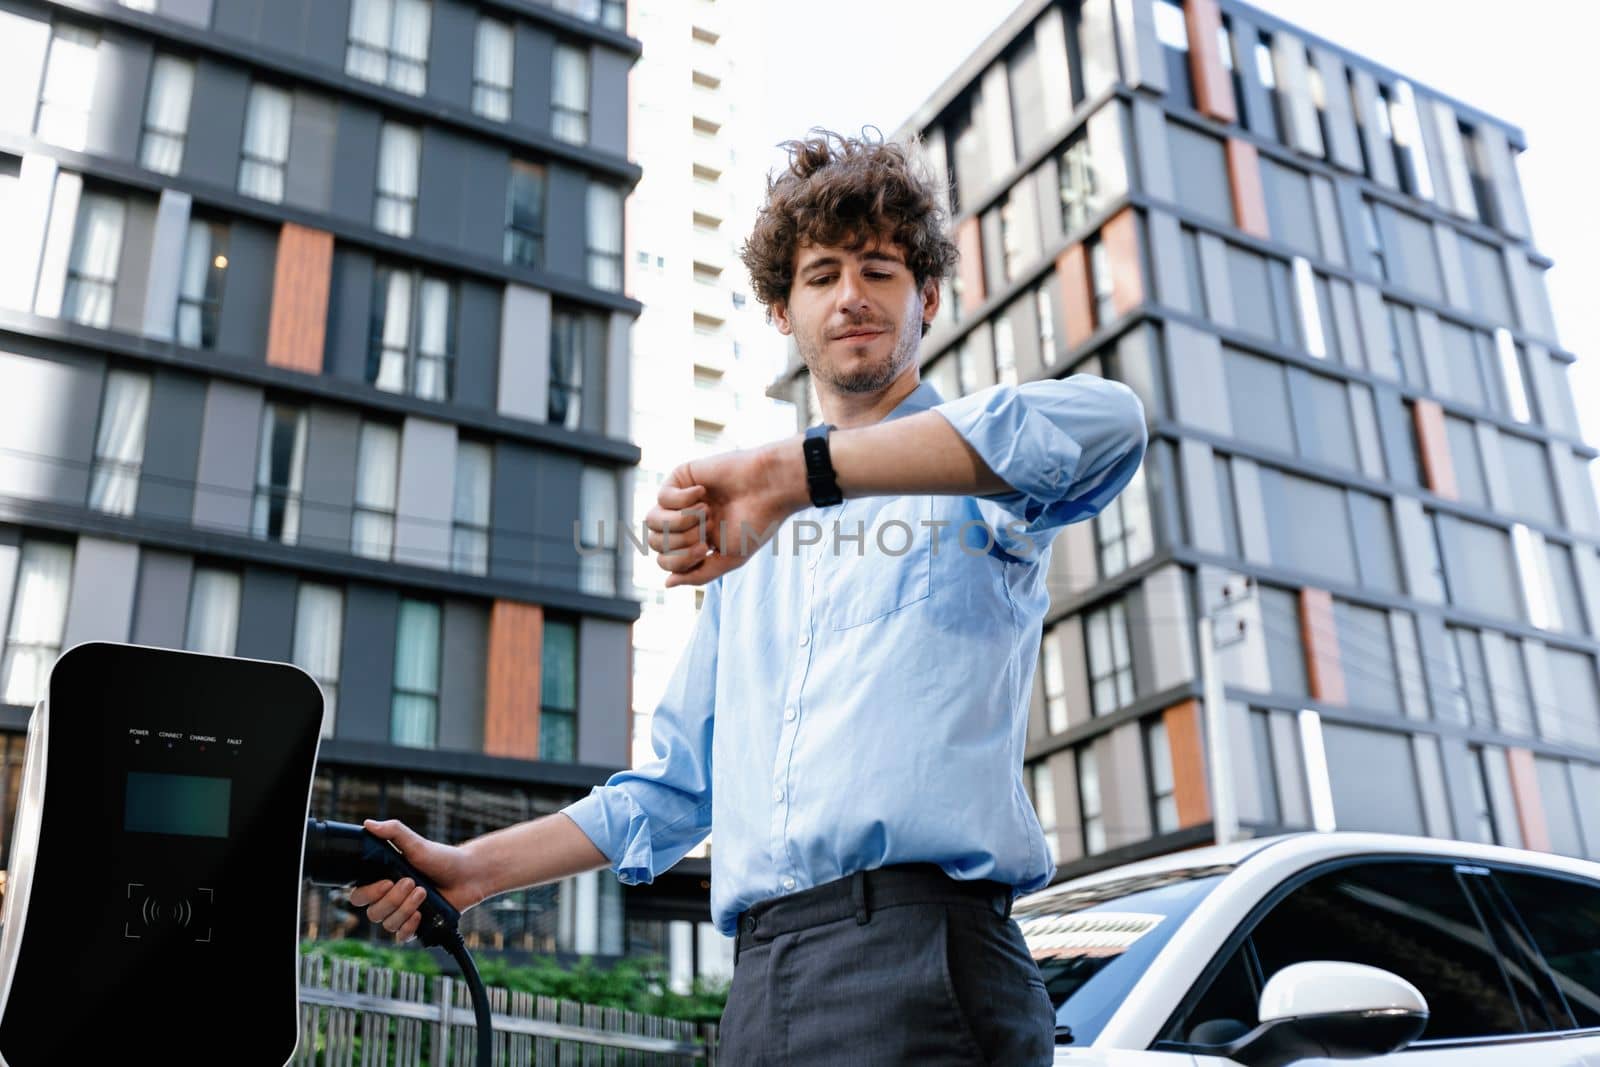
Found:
[0,0,649,958]
[773,0,1600,876]
[620,0,793,991]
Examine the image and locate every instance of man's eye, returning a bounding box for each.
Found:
[810,275,834,285]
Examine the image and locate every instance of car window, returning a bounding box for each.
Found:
[1173,861,1528,1044]
[1497,871,1600,1028]
[1016,869,1227,1046]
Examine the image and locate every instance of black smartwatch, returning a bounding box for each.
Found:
[802,423,843,508]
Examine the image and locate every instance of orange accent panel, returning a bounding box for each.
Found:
[1299,588,1346,705]
[956,215,986,315]
[1225,139,1271,240]
[1506,748,1552,852]
[265,223,333,375]
[485,601,544,760]
[1101,207,1145,317]
[1185,0,1237,123]
[1163,699,1212,830]
[1057,244,1094,349]
[1412,399,1458,500]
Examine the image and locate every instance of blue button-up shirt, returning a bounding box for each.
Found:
[564,374,1147,935]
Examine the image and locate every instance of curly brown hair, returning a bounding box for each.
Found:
[740,130,958,319]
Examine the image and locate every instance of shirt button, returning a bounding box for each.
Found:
[782,876,796,891]
[784,707,797,722]
[798,634,810,647]
[773,788,784,803]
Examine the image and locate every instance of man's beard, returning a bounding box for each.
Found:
[798,318,919,395]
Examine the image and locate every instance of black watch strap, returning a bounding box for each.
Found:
[802,423,843,508]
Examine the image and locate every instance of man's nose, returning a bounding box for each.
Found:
[836,270,868,312]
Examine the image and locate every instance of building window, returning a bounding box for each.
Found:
[452,441,491,576]
[346,0,431,96]
[1153,0,1194,110]
[553,0,625,30]
[375,123,420,238]
[238,84,291,203]
[391,599,440,747]
[505,161,546,268]
[1218,16,1247,127]
[472,17,513,121]
[1006,33,1047,159]
[1385,300,1424,386]
[370,267,454,401]
[993,315,1017,387]
[1095,463,1152,578]
[1058,133,1098,234]
[587,183,624,292]
[997,193,1036,283]
[1040,629,1069,734]
[1381,82,1434,201]
[552,43,590,144]
[176,218,229,349]
[139,55,194,175]
[1086,601,1134,715]
[1035,284,1056,365]
[1512,523,1557,631]
[185,568,240,657]
[1030,762,1059,863]
[1495,328,1534,423]
[1089,237,1114,329]
[579,466,618,596]
[1253,32,1283,142]
[252,403,308,545]
[62,193,125,329]
[0,541,74,707]
[1078,746,1105,854]
[1445,625,1494,729]
[541,617,578,761]
[1460,122,1499,227]
[1468,746,1501,844]
[550,304,599,429]
[352,422,399,560]
[35,24,98,151]
[89,370,151,517]
[293,583,343,737]
[1145,718,1178,834]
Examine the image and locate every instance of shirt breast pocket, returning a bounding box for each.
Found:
[827,495,934,631]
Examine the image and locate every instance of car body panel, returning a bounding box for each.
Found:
[1023,832,1600,1065]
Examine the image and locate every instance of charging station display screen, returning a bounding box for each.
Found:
[124,771,231,838]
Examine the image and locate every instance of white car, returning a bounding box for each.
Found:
[1014,832,1600,1065]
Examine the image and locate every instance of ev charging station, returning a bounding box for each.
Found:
[0,642,488,1067]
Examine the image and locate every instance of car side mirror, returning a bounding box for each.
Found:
[1217,961,1428,1067]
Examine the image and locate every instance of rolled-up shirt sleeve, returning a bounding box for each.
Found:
[931,374,1148,549]
[561,577,721,884]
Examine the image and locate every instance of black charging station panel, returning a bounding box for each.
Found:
[0,643,322,1066]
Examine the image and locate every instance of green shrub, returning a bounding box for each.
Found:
[300,941,728,1023]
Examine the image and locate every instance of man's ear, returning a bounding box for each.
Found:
[772,298,793,336]
[921,277,941,327]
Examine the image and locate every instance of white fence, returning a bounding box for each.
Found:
[293,955,720,1066]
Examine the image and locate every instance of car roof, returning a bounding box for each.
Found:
[1021,830,1600,907]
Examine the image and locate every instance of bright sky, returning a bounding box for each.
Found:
[746,0,1598,451]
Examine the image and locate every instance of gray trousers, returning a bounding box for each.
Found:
[716,864,1055,1065]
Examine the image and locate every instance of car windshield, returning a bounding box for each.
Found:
[1015,867,1230,1045]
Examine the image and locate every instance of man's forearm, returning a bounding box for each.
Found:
[765,409,1011,506]
[461,812,611,902]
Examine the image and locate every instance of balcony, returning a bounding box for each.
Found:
[691,227,730,272]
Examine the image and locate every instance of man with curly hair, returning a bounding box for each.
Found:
[350,130,1146,1064]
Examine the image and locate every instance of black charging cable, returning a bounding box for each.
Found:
[303,818,491,1067]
